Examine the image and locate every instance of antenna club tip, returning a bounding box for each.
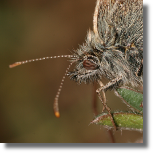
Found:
[55,112,60,118]
[9,62,21,68]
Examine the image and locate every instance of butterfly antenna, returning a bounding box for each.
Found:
[9,55,76,68]
[53,62,73,118]
[9,55,78,117]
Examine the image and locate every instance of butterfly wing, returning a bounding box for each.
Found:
[93,0,143,50]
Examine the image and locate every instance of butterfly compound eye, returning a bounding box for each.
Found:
[83,60,98,70]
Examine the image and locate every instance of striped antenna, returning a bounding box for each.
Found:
[53,62,73,118]
[9,55,77,68]
[9,54,77,118]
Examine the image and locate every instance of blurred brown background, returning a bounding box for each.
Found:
[0,0,142,143]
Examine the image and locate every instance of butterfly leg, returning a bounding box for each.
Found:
[92,83,98,116]
[96,76,122,130]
